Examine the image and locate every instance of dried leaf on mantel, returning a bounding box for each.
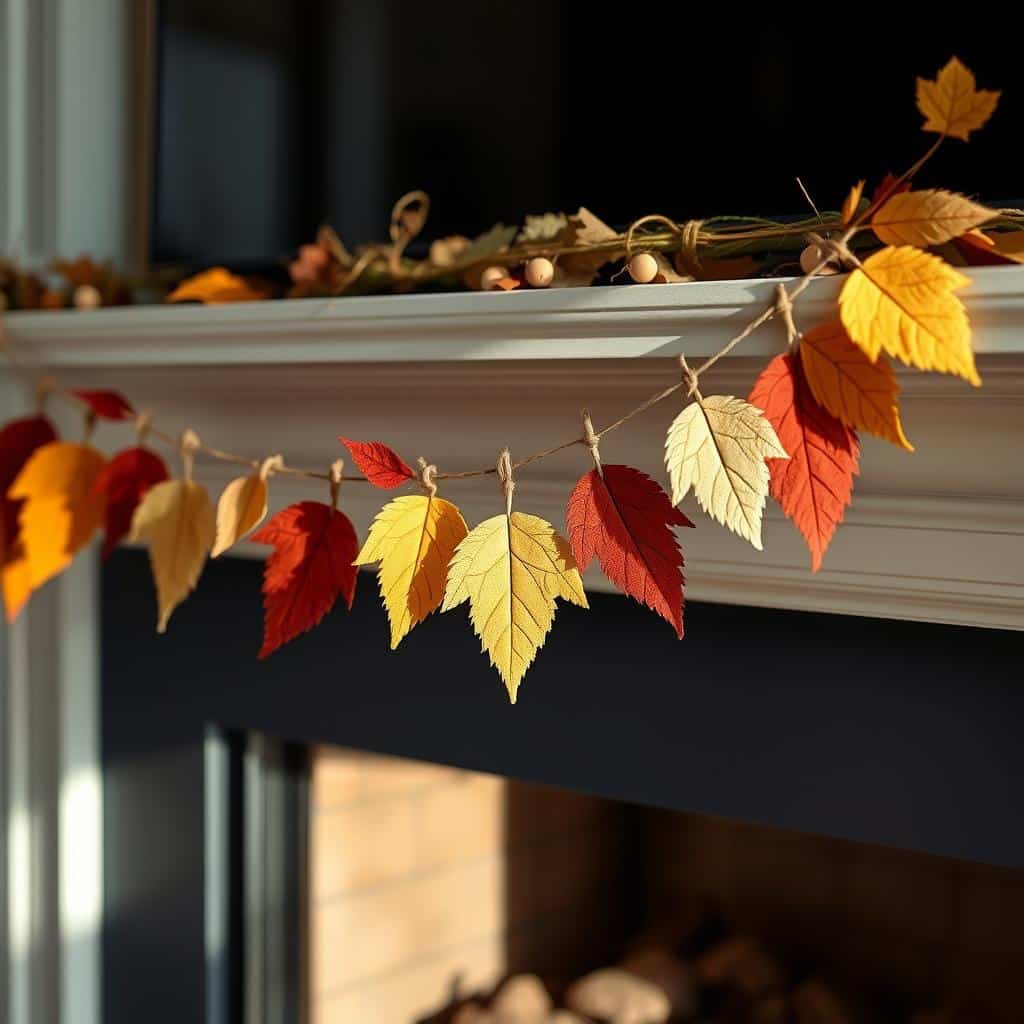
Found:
[517,212,570,244]
[750,354,860,571]
[953,228,1024,265]
[443,511,587,703]
[355,494,468,649]
[567,464,693,638]
[251,501,359,657]
[130,479,215,632]
[558,207,623,283]
[665,395,787,550]
[167,267,268,304]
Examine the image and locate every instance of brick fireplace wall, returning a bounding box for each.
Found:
[308,747,626,1023]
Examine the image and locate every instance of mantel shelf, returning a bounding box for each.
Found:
[2,270,1022,631]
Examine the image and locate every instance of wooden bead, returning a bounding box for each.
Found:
[73,284,102,309]
[799,243,839,276]
[480,266,510,291]
[524,256,554,288]
[628,252,659,284]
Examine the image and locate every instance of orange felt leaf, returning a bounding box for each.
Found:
[841,181,865,225]
[871,189,996,248]
[0,415,59,621]
[838,246,979,386]
[871,173,911,208]
[340,438,415,489]
[92,446,169,559]
[250,501,359,657]
[749,355,859,572]
[916,57,1000,141]
[7,441,106,606]
[167,267,267,304]
[799,322,913,451]
[953,229,1024,266]
[566,464,693,638]
[71,389,135,421]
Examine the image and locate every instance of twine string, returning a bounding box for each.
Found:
[417,456,438,496]
[496,448,515,516]
[581,409,602,474]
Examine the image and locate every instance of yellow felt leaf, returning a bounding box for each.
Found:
[354,494,468,649]
[130,479,215,632]
[7,441,106,598]
[213,473,269,556]
[166,267,267,304]
[872,189,996,247]
[442,511,587,703]
[838,246,979,386]
[799,322,913,451]
[916,57,1000,141]
[664,395,787,550]
[841,180,865,225]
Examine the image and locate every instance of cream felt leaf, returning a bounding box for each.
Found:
[799,322,913,450]
[517,212,570,244]
[872,189,996,247]
[460,223,518,264]
[838,246,979,386]
[442,511,587,704]
[664,395,787,550]
[213,473,268,556]
[130,479,215,632]
[916,57,1000,141]
[354,494,468,649]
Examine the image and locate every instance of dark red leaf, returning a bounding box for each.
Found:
[92,446,169,559]
[250,501,359,657]
[339,438,414,489]
[566,464,693,638]
[71,389,135,421]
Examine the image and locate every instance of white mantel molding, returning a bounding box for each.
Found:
[3,271,1024,635]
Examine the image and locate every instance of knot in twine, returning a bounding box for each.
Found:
[258,454,285,481]
[416,456,438,496]
[581,409,602,473]
[496,448,515,516]
[329,458,344,508]
[806,232,854,270]
[774,283,799,347]
[624,214,705,273]
[678,354,700,397]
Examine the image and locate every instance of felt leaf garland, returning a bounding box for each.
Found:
[916,57,1000,141]
[664,396,787,550]
[340,439,415,489]
[872,189,996,248]
[92,446,170,558]
[566,465,693,638]
[71,389,135,421]
[212,457,280,556]
[0,415,58,621]
[838,246,979,386]
[354,494,468,648]
[798,322,913,451]
[750,355,860,572]
[442,511,587,703]
[251,501,359,658]
[130,479,215,632]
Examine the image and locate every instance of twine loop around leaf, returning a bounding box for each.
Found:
[179,428,201,481]
[134,409,154,444]
[581,409,603,474]
[329,458,344,508]
[497,448,515,516]
[417,456,438,497]
[806,231,855,270]
[36,375,57,412]
[258,454,285,481]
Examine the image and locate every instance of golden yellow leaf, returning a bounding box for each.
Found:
[872,189,996,248]
[130,479,215,632]
[167,267,267,304]
[354,494,468,649]
[916,57,1000,141]
[664,395,787,550]
[212,458,280,557]
[7,441,106,599]
[799,322,913,451]
[442,511,587,703]
[838,246,979,386]
[841,181,865,225]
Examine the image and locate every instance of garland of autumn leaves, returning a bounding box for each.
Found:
[0,58,1013,703]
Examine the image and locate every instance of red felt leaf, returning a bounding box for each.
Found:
[92,446,169,559]
[339,438,414,489]
[71,389,135,421]
[870,173,911,209]
[749,354,859,572]
[0,414,59,567]
[250,501,359,657]
[566,464,694,638]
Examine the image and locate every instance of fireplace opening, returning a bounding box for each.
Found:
[303,745,1023,1024]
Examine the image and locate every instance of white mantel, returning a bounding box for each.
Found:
[4,269,1024,632]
